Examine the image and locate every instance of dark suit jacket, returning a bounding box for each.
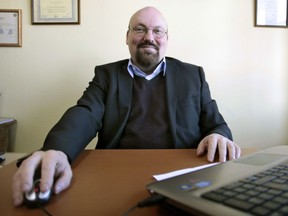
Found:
[42,57,232,162]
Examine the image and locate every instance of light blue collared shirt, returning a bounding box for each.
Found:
[127,58,166,81]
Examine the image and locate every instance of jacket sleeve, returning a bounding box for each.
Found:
[198,67,233,140]
[42,66,108,162]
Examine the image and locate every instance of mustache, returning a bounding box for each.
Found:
[137,42,159,50]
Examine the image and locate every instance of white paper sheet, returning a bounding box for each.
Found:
[153,162,220,181]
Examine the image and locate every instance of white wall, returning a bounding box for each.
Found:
[0,0,287,153]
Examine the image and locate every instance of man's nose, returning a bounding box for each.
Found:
[143,30,155,42]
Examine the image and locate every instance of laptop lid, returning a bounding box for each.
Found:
[146,145,288,216]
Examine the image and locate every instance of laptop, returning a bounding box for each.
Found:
[146,145,288,216]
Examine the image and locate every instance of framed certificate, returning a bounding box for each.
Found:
[32,0,80,24]
[0,9,22,47]
[255,0,288,27]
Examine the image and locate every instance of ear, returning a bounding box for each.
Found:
[126,30,129,45]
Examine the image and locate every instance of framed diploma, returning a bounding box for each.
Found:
[0,9,22,47]
[32,0,80,24]
[255,0,288,27]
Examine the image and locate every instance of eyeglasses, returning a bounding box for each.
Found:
[129,25,167,38]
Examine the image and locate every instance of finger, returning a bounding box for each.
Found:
[41,150,72,194]
[40,151,57,192]
[54,166,73,194]
[227,142,242,161]
[235,144,241,159]
[196,140,207,156]
[227,141,236,160]
[206,138,217,162]
[12,152,43,206]
[218,138,227,162]
[18,152,43,191]
[54,151,73,194]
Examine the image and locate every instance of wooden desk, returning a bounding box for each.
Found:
[0,149,256,216]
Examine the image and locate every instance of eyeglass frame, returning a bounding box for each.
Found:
[128,25,168,38]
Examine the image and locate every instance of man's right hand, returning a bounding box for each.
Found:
[12,150,73,206]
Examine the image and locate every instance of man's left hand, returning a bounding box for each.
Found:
[197,133,241,162]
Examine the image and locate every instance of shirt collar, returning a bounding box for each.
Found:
[127,57,166,81]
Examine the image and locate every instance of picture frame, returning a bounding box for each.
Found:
[0,9,22,47]
[255,0,288,27]
[31,0,80,24]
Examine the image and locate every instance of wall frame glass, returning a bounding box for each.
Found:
[0,9,22,47]
[255,0,288,27]
[32,0,80,24]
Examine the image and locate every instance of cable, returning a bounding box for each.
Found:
[122,194,166,216]
[37,203,53,216]
[122,204,138,216]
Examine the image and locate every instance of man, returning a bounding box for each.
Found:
[12,6,241,206]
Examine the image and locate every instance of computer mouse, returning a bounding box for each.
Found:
[23,171,52,208]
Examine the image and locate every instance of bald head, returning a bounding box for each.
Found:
[128,7,168,31]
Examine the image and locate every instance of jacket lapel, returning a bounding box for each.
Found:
[118,62,133,122]
[165,59,178,145]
